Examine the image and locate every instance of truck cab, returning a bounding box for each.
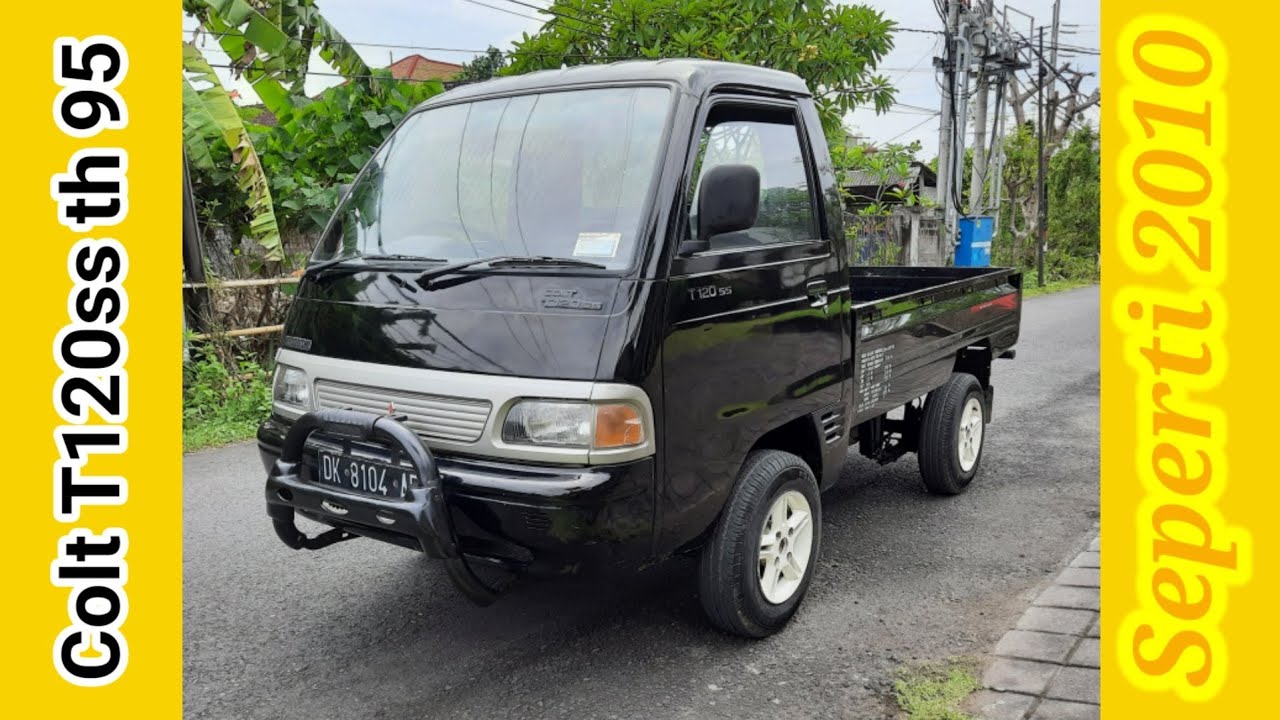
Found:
[258,60,1021,637]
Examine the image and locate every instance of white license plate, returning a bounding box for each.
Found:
[313,451,414,499]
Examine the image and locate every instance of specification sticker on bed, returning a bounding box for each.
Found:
[856,344,895,413]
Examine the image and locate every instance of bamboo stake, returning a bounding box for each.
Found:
[182,277,299,289]
[188,325,284,341]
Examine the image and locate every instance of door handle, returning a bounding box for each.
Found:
[806,279,829,309]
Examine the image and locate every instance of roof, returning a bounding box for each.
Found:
[425,59,811,106]
[844,161,937,189]
[239,54,463,127]
[387,54,463,82]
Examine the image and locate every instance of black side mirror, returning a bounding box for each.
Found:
[688,163,761,254]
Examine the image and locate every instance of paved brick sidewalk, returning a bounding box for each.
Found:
[968,537,1100,720]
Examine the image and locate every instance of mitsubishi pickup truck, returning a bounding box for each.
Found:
[257,60,1022,637]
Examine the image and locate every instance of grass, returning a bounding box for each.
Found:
[893,658,983,720]
[1022,277,1097,299]
[183,416,264,452]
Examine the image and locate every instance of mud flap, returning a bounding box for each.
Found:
[264,408,505,606]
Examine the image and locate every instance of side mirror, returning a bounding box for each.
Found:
[338,183,353,201]
[697,164,760,243]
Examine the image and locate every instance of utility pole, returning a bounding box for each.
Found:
[1035,26,1047,288]
[1048,0,1062,89]
[936,0,961,256]
[1045,0,1062,239]
[968,1,994,215]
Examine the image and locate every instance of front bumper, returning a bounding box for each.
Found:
[258,414,656,572]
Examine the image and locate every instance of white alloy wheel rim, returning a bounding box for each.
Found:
[758,490,814,604]
[957,396,984,472]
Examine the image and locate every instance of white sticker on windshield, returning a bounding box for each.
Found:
[573,232,621,258]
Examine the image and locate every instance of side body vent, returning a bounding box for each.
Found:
[820,409,845,445]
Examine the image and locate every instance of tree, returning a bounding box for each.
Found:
[254,74,444,236]
[504,0,897,134]
[993,122,1039,270]
[459,47,508,83]
[182,0,379,262]
[184,0,374,119]
[182,0,445,264]
[1045,125,1100,279]
[992,122,1100,281]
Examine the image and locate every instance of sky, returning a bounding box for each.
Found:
[183,0,1101,158]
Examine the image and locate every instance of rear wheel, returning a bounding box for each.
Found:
[698,450,821,638]
[918,373,987,495]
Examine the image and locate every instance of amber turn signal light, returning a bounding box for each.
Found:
[594,403,645,448]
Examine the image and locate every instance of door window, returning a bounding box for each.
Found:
[686,104,817,250]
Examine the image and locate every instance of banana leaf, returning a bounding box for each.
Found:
[182,42,283,261]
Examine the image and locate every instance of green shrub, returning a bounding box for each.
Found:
[182,344,272,452]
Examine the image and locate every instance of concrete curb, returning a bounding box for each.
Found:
[969,536,1100,720]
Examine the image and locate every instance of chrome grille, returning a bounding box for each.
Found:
[313,380,492,443]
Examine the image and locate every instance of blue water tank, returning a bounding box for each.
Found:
[956,216,994,267]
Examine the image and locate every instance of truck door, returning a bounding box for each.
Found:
[659,97,845,550]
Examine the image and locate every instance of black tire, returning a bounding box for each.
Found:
[698,450,821,638]
[918,372,987,495]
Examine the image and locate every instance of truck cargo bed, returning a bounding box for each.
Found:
[848,266,1022,424]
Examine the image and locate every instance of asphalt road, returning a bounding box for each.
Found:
[183,286,1100,720]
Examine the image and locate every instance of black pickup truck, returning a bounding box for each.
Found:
[258,60,1021,637]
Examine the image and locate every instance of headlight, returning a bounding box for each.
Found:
[272,365,310,409]
[502,400,646,449]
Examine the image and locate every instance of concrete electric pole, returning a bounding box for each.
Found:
[936,0,962,257]
[1035,26,1047,288]
[968,1,995,215]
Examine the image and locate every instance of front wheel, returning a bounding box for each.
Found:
[918,372,987,495]
[698,450,821,638]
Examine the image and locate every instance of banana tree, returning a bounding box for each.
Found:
[181,0,379,261]
[184,0,375,120]
[183,42,282,261]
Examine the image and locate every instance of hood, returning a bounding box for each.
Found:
[282,270,622,381]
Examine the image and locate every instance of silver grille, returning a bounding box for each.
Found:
[313,380,492,443]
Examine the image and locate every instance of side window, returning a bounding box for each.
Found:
[687,104,817,250]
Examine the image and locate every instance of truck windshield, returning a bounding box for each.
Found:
[311,86,673,271]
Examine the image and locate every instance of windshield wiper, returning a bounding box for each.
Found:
[363,254,449,262]
[488,256,607,270]
[303,254,448,278]
[414,255,606,288]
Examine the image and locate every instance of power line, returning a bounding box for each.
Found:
[197,63,437,81]
[462,0,616,45]
[494,0,609,32]
[184,29,492,55]
[892,102,940,115]
[457,0,543,24]
[890,35,941,84]
[184,32,643,63]
[886,113,940,144]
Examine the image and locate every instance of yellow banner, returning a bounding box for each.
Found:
[3,2,181,716]
[3,1,1278,717]
[1104,0,1273,714]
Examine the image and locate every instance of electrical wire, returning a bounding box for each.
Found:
[885,113,941,144]
[892,102,941,115]
[457,0,543,24]
[494,0,610,32]
[185,30,643,63]
[184,29,493,55]
[891,35,941,87]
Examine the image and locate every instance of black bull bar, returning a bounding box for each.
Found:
[264,408,503,605]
